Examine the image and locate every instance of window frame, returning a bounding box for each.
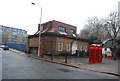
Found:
[66,43,71,52]
[83,45,87,52]
[79,45,83,51]
[58,43,63,51]
[58,26,66,32]
[70,29,75,33]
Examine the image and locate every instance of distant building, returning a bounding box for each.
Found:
[0,25,28,45]
[27,20,90,56]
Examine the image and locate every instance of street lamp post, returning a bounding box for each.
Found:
[31,2,42,57]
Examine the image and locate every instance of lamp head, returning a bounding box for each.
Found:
[31,2,35,5]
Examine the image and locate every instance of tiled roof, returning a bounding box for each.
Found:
[28,32,90,43]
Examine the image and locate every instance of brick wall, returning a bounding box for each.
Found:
[27,36,89,55]
[56,37,89,55]
[56,37,73,55]
[29,37,39,47]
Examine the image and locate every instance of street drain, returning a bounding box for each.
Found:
[58,68,71,72]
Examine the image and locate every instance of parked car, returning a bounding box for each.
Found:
[0,45,9,50]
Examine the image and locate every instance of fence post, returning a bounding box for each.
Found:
[65,54,67,63]
[51,54,53,60]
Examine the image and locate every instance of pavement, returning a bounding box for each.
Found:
[9,48,119,76]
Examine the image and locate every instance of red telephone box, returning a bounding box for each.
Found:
[98,45,102,62]
[89,44,102,64]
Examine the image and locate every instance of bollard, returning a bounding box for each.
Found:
[51,54,53,60]
[65,54,67,63]
[41,55,43,58]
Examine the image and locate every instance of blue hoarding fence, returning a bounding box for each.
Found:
[4,43,26,52]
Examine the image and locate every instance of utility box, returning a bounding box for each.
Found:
[89,44,102,64]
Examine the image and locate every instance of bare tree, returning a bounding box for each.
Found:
[80,11,120,59]
[80,17,105,43]
[102,11,120,59]
[103,12,120,47]
[81,11,120,43]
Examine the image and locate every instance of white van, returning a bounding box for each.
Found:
[102,48,112,58]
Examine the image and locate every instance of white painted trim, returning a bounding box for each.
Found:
[58,43,63,51]
[66,43,70,52]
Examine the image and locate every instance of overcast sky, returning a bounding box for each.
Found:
[0,0,119,35]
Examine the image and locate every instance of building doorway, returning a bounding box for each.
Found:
[72,41,77,54]
[29,47,38,55]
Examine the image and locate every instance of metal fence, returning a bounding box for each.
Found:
[4,43,26,52]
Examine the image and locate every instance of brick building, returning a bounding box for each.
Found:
[27,20,89,56]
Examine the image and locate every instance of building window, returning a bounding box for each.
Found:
[58,43,63,51]
[25,31,27,34]
[79,45,83,51]
[43,23,48,30]
[83,45,87,52]
[58,26,67,35]
[40,23,49,33]
[23,37,28,43]
[70,29,75,33]
[12,35,17,43]
[66,43,70,52]
[70,29,76,37]
[58,26,66,32]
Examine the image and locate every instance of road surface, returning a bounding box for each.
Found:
[1,48,118,79]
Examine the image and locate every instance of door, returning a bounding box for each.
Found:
[72,41,77,54]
